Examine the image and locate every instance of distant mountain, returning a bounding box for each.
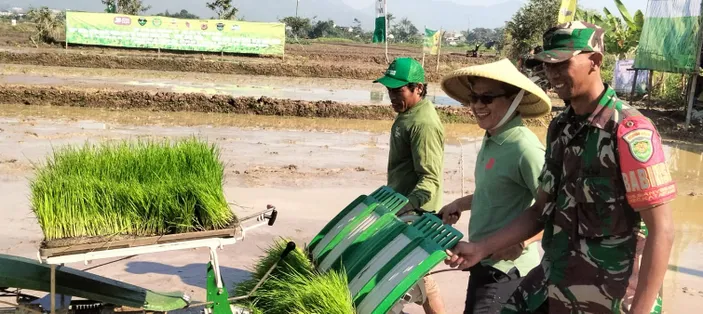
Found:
[2,0,521,30]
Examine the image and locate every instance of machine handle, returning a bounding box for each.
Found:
[279,241,296,260]
[265,205,278,226]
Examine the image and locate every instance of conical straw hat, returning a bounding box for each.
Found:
[440,58,552,119]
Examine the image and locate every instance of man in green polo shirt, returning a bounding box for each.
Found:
[439,58,552,313]
[374,57,446,313]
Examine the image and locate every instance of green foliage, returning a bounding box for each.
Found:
[391,17,420,43]
[156,9,200,19]
[234,239,353,314]
[26,7,64,44]
[309,20,341,39]
[654,73,687,104]
[207,0,238,20]
[576,0,644,59]
[255,269,354,314]
[281,16,312,39]
[601,53,617,85]
[31,138,233,240]
[101,0,151,15]
[505,0,560,60]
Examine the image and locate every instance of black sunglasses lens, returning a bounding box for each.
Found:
[468,94,497,105]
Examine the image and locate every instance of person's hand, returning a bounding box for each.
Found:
[444,241,486,269]
[396,203,416,217]
[439,200,465,225]
[491,242,525,262]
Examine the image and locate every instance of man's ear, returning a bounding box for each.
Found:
[590,52,604,68]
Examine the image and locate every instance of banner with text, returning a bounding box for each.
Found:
[65,12,285,56]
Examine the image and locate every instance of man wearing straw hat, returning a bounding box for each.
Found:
[444,22,676,314]
[373,57,446,313]
[438,58,551,313]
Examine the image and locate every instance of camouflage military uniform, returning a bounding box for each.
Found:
[503,22,677,314]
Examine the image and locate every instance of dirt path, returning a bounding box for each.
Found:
[0,107,701,313]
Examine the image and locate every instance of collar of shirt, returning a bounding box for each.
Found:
[401,98,431,116]
[558,84,620,130]
[485,115,524,146]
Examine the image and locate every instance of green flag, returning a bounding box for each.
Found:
[373,0,386,43]
[423,28,439,55]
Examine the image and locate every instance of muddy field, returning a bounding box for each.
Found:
[0,49,488,82]
[0,107,701,313]
[0,20,702,313]
[0,84,487,123]
[0,24,493,82]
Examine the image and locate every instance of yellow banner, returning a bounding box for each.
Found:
[423,28,441,55]
[66,12,285,56]
[558,0,578,24]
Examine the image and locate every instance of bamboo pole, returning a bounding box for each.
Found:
[436,28,442,73]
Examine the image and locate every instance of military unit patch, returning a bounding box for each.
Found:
[622,129,654,163]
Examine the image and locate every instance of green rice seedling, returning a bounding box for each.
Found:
[31,137,234,241]
[254,268,355,314]
[233,238,314,301]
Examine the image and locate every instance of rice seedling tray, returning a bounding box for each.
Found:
[39,225,240,258]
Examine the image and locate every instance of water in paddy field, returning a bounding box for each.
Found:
[0,106,701,311]
[0,73,463,107]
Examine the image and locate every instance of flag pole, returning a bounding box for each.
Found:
[436,27,442,72]
[384,0,389,63]
[422,25,426,68]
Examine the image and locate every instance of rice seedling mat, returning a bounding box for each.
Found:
[31,138,239,255]
[39,226,240,258]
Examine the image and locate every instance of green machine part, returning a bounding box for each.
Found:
[0,254,188,312]
[309,186,464,314]
[307,186,408,261]
[206,262,233,314]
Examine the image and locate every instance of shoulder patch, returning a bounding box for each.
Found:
[622,128,654,162]
[616,116,676,209]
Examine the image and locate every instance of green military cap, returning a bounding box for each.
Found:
[374,57,426,89]
[526,21,606,67]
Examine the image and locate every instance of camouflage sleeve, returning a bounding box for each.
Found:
[616,116,676,210]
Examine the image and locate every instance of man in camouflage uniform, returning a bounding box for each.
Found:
[444,22,676,314]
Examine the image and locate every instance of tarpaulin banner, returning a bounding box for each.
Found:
[634,0,701,73]
[65,12,285,56]
[423,28,441,55]
[373,0,387,43]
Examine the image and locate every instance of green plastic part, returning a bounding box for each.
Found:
[317,210,401,273]
[307,186,408,258]
[206,262,234,314]
[411,214,463,250]
[0,254,188,311]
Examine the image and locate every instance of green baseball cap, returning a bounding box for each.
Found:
[526,21,605,67]
[374,57,425,89]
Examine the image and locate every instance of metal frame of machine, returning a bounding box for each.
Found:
[13,206,279,314]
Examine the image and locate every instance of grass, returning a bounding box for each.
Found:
[30,137,234,241]
[234,238,354,314]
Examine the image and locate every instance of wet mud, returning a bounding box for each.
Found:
[0,84,482,123]
[0,49,480,82]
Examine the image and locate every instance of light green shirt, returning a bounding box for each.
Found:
[387,99,445,212]
[470,115,544,275]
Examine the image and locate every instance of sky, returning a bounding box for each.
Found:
[343,0,648,15]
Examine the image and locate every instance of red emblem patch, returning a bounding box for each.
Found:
[486,158,495,170]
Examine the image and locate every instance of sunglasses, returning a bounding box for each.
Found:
[467,93,509,105]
